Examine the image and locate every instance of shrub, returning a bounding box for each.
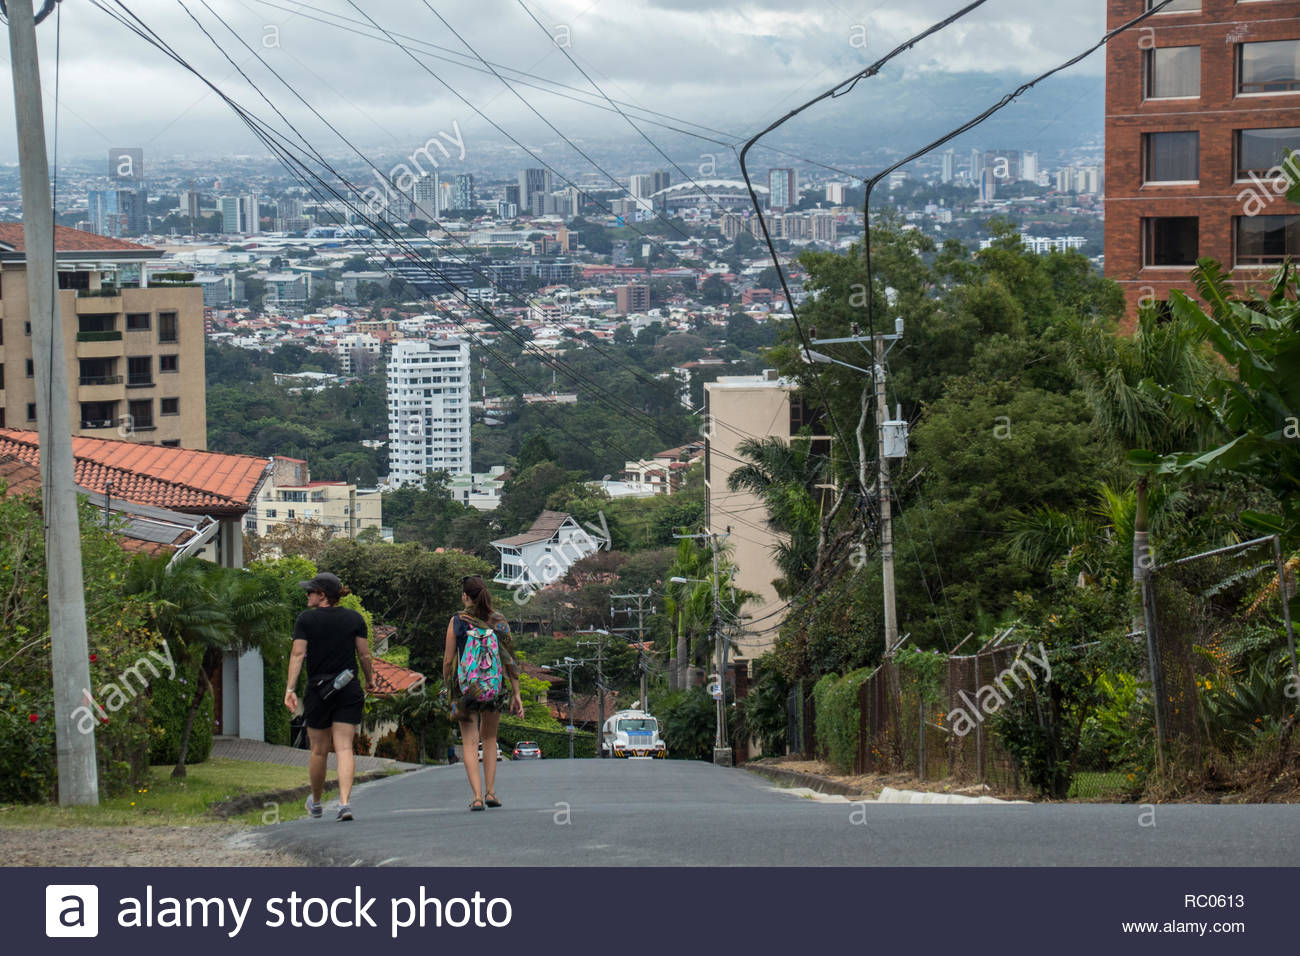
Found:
[496,717,596,759]
[0,684,58,803]
[261,633,293,746]
[815,668,874,774]
[147,661,215,765]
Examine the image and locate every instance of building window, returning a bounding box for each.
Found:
[128,399,153,430]
[126,312,150,331]
[1236,215,1300,266]
[127,356,152,387]
[161,439,181,447]
[287,509,295,519]
[57,271,89,290]
[158,311,178,343]
[1147,0,1197,10]
[1236,127,1300,180]
[1144,131,1199,182]
[1240,40,1300,95]
[1144,217,1199,267]
[0,363,4,389]
[0,409,5,427]
[27,403,36,421]
[25,358,33,377]
[79,401,116,427]
[265,508,277,518]
[1146,46,1200,99]
[159,354,179,373]
[160,397,179,415]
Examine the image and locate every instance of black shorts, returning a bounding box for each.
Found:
[304,678,364,729]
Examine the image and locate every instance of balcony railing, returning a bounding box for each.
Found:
[77,287,122,298]
[126,378,154,389]
[78,375,123,386]
[80,419,117,429]
[76,330,122,342]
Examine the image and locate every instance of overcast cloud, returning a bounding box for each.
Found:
[0,0,1107,163]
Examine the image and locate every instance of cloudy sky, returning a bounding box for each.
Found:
[0,0,1109,164]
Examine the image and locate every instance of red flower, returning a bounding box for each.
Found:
[28,713,38,723]
[89,654,98,663]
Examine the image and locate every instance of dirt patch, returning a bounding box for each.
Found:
[749,757,1033,801]
[0,826,302,867]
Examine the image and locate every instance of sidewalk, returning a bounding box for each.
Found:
[211,737,423,773]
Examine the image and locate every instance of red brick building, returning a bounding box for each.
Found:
[1105,0,1300,316]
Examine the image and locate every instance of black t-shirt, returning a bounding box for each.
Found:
[293,606,366,680]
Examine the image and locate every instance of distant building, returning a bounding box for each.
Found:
[412,174,439,221]
[263,272,310,307]
[386,339,472,486]
[615,282,650,315]
[768,168,797,211]
[518,168,552,213]
[241,192,261,234]
[219,196,242,234]
[491,510,601,588]
[978,168,997,203]
[453,173,475,211]
[621,442,703,495]
[940,150,955,184]
[246,455,382,543]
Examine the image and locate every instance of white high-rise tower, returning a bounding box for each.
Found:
[387,339,472,486]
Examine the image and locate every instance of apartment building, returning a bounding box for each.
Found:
[703,371,831,665]
[386,338,472,486]
[245,456,382,540]
[0,225,206,448]
[1104,0,1300,315]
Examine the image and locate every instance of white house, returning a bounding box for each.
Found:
[491,511,601,588]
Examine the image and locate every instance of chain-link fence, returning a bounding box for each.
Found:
[1144,535,1299,770]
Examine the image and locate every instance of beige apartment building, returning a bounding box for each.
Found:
[704,371,830,666]
[245,456,382,541]
[0,225,206,448]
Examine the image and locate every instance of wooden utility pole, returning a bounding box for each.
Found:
[6,0,99,804]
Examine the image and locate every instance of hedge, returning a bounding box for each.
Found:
[496,717,596,759]
[147,661,215,765]
[261,635,293,746]
[814,668,873,774]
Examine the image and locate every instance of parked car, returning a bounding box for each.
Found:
[512,740,542,759]
[477,742,510,761]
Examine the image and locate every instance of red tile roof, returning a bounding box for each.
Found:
[0,224,156,254]
[0,455,42,497]
[0,430,268,516]
[371,658,427,697]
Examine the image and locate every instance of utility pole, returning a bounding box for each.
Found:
[7,0,99,806]
[875,334,899,654]
[806,321,906,656]
[611,590,654,708]
[544,656,582,759]
[576,630,613,757]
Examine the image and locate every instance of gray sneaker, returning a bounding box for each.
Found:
[337,804,353,822]
[305,796,322,819]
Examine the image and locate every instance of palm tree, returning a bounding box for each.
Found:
[664,539,713,690]
[124,556,228,777]
[726,435,828,598]
[1068,304,1212,588]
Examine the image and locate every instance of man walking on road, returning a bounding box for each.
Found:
[284,572,375,821]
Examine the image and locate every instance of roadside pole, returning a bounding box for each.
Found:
[6,0,99,805]
[611,589,654,708]
[577,631,613,757]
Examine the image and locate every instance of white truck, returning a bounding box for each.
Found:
[600,709,667,759]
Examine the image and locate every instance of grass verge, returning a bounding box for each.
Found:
[0,758,336,828]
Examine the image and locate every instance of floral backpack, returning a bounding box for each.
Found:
[456,616,504,702]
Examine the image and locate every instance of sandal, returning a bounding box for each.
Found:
[485,793,501,808]
[469,798,485,811]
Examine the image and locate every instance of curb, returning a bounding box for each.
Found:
[743,764,871,799]
[876,786,1029,805]
[208,768,414,819]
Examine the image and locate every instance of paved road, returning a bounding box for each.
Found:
[256,759,1300,866]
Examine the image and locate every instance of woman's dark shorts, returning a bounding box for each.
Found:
[304,678,364,729]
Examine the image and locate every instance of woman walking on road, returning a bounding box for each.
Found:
[443,575,524,811]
